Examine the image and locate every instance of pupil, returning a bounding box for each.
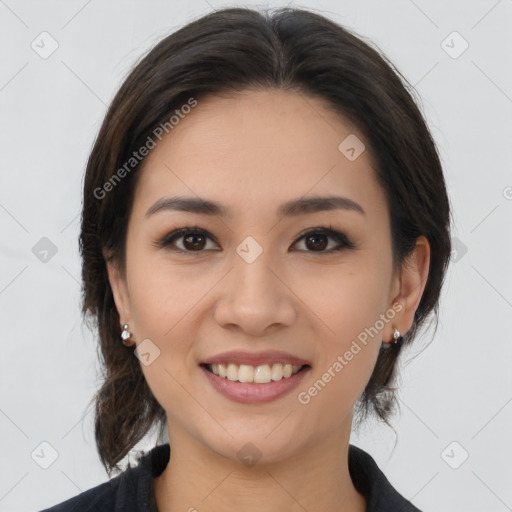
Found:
[307,234,326,251]
[185,234,205,250]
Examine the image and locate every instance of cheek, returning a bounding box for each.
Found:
[297,258,387,410]
[129,259,202,421]
[127,252,208,338]
[126,253,210,391]
[301,256,388,340]
[297,271,384,419]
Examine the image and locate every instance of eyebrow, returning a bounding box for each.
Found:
[145,195,366,218]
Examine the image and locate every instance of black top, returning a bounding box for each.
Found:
[39,443,421,511]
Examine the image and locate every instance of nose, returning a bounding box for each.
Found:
[213,245,297,337]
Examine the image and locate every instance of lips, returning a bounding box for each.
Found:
[200,362,311,404]
[199,350,312,403]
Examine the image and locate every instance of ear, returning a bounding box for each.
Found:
[386,235,430,342]
[105,254,132,325]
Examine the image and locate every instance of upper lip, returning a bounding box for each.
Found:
[201,350,311,367]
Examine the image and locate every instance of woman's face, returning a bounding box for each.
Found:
[108,88,419,464]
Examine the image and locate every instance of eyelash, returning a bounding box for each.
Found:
[154,225,355,254]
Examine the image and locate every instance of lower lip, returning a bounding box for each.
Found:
[200,365,311,404]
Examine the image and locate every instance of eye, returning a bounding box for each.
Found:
[155,225,355,254]
[156,226,219,253]
[291,226,355,253]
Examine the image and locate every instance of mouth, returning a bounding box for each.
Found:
[200,361,312,404]
[200,362,311,384]
[199,350,312,403]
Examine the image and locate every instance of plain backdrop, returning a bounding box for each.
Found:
[1,1,511,511]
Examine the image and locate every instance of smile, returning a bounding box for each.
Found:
[204,362,306,384]
[200,363,311,404]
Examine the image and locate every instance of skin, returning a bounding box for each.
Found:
[106,88,430,512]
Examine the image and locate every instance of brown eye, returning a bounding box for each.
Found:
[182,232,207,251]
[304,233,328,251]
[158,227,219,253]
[292,227,355,253]
[157,226,354,254]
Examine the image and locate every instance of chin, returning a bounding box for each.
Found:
[199,425,309,468]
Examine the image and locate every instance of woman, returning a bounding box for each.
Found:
[41,6,451,512]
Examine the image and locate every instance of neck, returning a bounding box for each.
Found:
[153,423,366,512]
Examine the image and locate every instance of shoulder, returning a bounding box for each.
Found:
[37,444,170,512]
[348,444,422,512]
[36,451,154,512]
[37,478,120,512]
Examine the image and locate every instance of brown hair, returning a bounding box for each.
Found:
[80,6,452,476]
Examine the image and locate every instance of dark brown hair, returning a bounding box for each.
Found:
[80,6,452,476]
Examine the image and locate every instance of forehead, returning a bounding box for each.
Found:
[132,89,387,220]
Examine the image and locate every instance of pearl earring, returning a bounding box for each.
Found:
[121,323,132,346]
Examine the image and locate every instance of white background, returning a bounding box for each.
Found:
[1,1,511,511]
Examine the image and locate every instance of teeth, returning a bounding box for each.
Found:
[254,364,271,383]
[238,365,254,383]
[227,363,238,381]
[271,364,282,381]
[209,363,303,384]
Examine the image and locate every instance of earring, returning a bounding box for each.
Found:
[382,327,401,348]
[121,323,133,346]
